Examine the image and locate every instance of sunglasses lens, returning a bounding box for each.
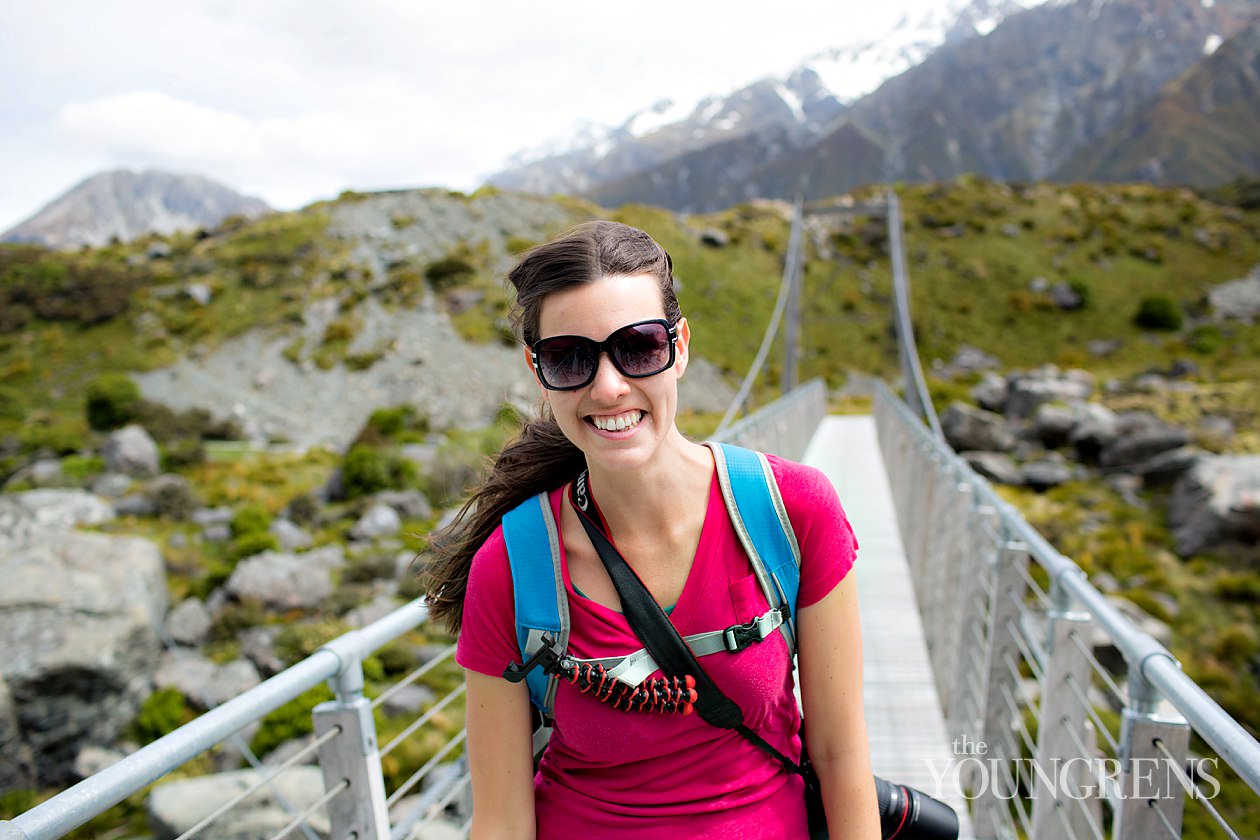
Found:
[536,336,596,389]
[610,322,673,376]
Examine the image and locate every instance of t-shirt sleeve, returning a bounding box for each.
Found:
[454,526,523,678]
[767,454,859,608]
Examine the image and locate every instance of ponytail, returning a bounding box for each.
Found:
[423,412,585,633]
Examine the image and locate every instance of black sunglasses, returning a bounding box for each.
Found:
[531,319,678,391]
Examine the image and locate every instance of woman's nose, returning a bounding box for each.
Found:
[588,351,631,401]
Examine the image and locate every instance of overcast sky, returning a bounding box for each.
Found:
[1,0,936,231]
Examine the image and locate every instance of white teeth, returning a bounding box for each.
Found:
[592,411,643,432]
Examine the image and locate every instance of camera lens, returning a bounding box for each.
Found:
[874,776,960,840]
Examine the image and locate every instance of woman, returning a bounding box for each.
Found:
[425,221,879,838]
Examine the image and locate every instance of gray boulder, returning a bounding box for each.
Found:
[153,651,262,710]
[0,529,165,786]
[103,424,161,477]
[1068,403,1122,462]
[380,683,436,717]
[1050,282,1084,310]
[376,489,434,521]
[962,452,1022,485]
[1208,265,1260,321]
[147,766,329,840]
[1169,455,1260,557]
[165,597,213,646]
[269,517,314,551]
[2,458,67,490]
[5,489,115,535]
[1127,446,1203,486]
[350,503,403,541]
[1099,416,1190,469]
[1004,367,1095,420]
[225,546,344,610]
[970,371,1008,412]
[1031,403,1079,448]
[1021,459,1074,491]
[146,474,202,520]
[90,472,134,498]
[0,678,35,790]
[239,626,286,677]
[116,493,158,518]
[941,402,1016,453]
[345,593,401,629]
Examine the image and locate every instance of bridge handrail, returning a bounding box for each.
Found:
[710,377,827,461]
[885,188,943,441]
[875,379,1260,794]
[1,601,430,840]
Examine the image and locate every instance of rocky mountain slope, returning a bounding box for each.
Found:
[488,0,1039,204]
[2,169,271,250]
[1059,17,1260,186]
[492,0,1260,211]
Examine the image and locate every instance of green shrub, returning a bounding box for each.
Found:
[1133,295,1183,331]
[1068,280,1092,309]
[425,255,475,291]
[1186,325,1225,355]
[131,688,192,743]
[85,374,141,430]
[61,454,105,484]
[20,417,86,454]
[341,444,418,498]
[229,531,279,561]
[232,504,273,536]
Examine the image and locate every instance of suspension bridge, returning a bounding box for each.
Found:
[3,192,1259,840]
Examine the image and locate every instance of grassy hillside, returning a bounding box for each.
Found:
[2,178,1259,833]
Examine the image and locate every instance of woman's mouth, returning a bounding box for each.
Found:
[588,410,644,433]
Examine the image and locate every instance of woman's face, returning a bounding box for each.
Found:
[529,272,690,474]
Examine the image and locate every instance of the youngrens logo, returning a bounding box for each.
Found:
[923,736,1221,803]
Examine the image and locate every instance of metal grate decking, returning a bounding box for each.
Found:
[804,415,975,838]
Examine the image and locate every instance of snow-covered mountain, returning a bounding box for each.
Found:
[488,0,1043,196]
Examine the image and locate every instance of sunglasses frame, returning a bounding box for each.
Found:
[530,318,679,391]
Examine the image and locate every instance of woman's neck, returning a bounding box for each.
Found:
[582,433,712,538]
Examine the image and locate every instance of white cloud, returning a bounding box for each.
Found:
[1,0,955,230]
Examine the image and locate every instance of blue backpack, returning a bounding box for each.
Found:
[501,441,805,724]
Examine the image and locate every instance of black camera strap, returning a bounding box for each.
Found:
[568,473,804,777]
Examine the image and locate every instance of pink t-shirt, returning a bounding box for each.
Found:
[457,454,858,838]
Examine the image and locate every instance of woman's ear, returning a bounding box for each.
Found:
[523,344,546,394]
[674,317,690,379]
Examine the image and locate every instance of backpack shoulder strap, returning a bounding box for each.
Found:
[707,441,803,652]
[502,491,568,720]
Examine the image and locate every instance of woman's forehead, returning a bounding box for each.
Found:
[537,273,665,337]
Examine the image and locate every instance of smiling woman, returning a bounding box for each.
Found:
[422,221,879,839]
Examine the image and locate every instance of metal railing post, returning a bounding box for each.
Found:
[313,656,390,840]
[936,476,974,726]
[972,540,1029,838]
[1113,687,1191,837]
[1030,578,1098,840]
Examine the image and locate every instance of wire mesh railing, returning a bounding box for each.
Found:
[874,380,1260,840]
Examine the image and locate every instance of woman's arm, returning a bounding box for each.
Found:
[465,669,537,840]
[798,573,882,839]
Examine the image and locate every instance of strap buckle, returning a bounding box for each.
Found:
[504,632,562,682]
[721,610,784,652]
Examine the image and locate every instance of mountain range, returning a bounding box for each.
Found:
[2,170,270,250]
[489,0,1260,212]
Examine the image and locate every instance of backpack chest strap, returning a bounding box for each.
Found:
[581,606,787,687]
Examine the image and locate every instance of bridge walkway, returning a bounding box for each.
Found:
[804,415,975,838]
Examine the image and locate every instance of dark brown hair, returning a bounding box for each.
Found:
[423,221,681,632]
